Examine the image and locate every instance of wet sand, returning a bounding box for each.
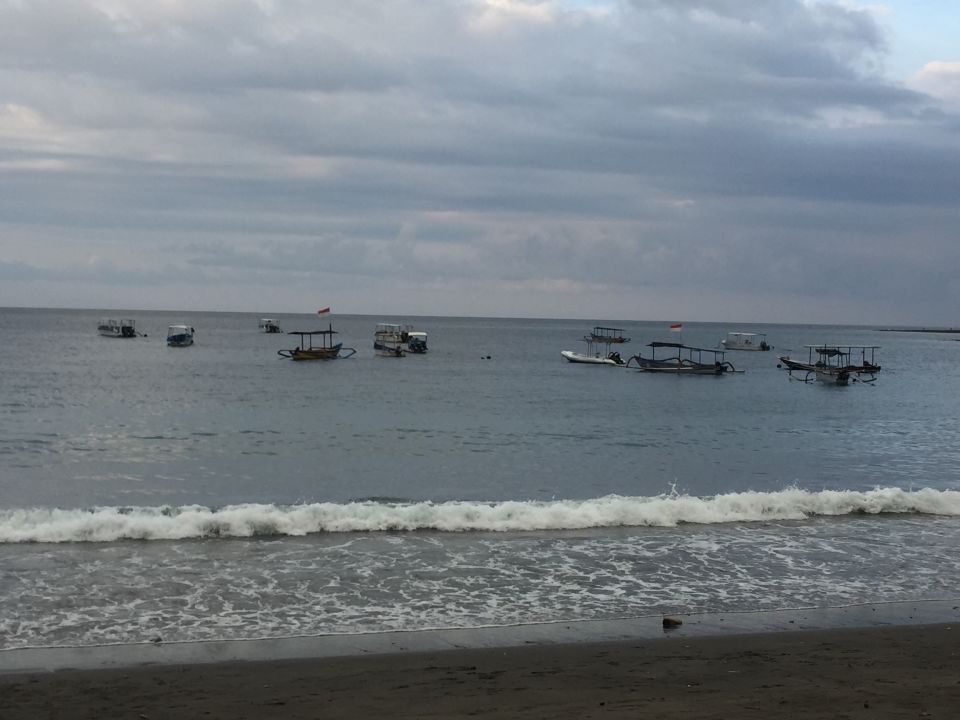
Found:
[2,623,958,719]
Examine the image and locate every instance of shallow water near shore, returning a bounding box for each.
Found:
[2,308,960,652]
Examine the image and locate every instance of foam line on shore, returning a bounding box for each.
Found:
[2,598,958,674]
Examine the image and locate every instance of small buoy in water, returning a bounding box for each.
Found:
[662,617,683,630]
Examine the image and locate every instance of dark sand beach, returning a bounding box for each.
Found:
[2,623,958,719]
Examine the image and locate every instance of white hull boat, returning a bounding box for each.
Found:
[561,326,629,366]
[560,350,624,365]
[374,323,406,357]
[167,325,194,347]
[720,332,770,351]
[98,318,138,338]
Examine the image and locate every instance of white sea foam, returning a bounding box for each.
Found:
[2,487,959,543]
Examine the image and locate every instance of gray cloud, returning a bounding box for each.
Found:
[0,0,957,324]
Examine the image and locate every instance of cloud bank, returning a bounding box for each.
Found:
[0,0,957,323]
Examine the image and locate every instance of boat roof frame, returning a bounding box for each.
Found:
[588,326,630,345]
[646,341,728,361]
[287,324,340,350]
[802,344,881,350]
[801,344,880,366]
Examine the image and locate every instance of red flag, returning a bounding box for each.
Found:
[669,323,683,332]
[317,307,331,315]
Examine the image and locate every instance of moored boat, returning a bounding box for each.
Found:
[561,326,629,365]
[374,323,406,357]
[405,331,428,354]
[721,332,770,351]
[589,326,630,344]
[781,345,881,385]
[560,350,626,365]
[626,342,736,375]
[277,325,356,360]
[98,318,138,338]
[259,318,282,333]
[166,325,194,347]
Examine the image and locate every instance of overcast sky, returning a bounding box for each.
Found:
[1,0,957,324]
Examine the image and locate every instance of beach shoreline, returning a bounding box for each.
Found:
[3,598,958,676]
[3,621,958,719]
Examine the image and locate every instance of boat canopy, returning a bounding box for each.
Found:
[286,326,340,350]
[803,345,880,358]
[648,341,723,354]
[288,329,338,336]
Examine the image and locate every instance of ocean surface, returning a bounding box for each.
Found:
[2,307,959,651]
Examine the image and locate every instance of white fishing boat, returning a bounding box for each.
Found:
[720,332,771,351]
[405,331,428,354]
[98,318,138,338]
[259,318,282,334]
[561,326,629,365]
[166,325,194,347]
[781,345,881,386]
[374,323,406,357]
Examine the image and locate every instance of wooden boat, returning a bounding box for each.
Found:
[277,325,356,360]
[166,325,194,347]
[626,342,736,375]
[561,326,629,365]
[720,332,770,351]
[98,318,138,338]
[781,345,881,385]
[259,318,282,334]
[374,323,407,357]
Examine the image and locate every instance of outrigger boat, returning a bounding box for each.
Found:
[277,324,356,360]
[780,345,880,386]
[626,342,737,375]
[561,326,630,365]
[720,332,770,351]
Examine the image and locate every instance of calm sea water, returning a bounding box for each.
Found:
[2,307,959,649]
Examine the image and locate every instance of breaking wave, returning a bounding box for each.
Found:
[2,487,959,543]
